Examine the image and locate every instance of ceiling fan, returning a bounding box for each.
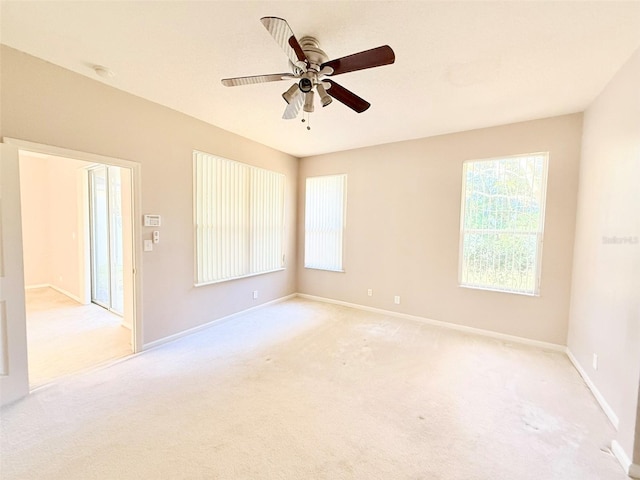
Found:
[221,17,395,123]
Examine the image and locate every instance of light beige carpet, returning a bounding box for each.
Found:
[1,298,626,479]
[25,287,132,386]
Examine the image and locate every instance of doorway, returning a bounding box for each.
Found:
[9,139,141,388]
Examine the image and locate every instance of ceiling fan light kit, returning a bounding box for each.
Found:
[221,16,395,126]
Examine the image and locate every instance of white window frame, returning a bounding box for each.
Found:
[458,152,549,296]
[193,151,285,286]
[304,174,347,272]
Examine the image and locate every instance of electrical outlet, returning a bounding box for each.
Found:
[593,353,598,370]
[394,295,400,305]
[253,290,258,300]
[367,289,373,297]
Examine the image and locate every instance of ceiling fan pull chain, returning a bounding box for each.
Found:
[300,112,311,130]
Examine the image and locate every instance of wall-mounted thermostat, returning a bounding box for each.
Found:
[144,214,161,227]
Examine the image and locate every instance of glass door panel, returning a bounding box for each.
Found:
[89,165,124,315]
[89,166,110,307]
[108,167,124,315]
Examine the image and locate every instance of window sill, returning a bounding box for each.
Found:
[304,266,345,273]
[459,284,539,297]
[195,267,285,287]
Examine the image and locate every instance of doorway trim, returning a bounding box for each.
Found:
[4,137,143,353]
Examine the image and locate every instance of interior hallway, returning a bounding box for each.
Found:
[25,287,131,386]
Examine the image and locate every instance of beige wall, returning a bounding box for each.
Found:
[1,46,298,344]
[19,153,89,299]
[19,155,49,287]
[46,156,89,299]
[298,114,582,345]
[567,48,640,463]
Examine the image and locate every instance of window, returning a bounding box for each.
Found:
[193,151,285,285]
[304,174,347,271]
[459,153,548,295]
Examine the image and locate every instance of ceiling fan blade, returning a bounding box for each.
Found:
[321,45,395,76]
[282,91,304,120]
[325,80,370,113]
[260,17,308,68]
[221,73,295,87]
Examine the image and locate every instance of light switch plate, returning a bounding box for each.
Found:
[144,239,153,252]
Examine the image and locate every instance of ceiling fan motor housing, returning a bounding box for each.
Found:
[296,37,329,95]
[299,36,329,69]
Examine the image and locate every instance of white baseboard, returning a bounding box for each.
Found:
[49,284,82,303]
[26,283,82,303]
[566,348,619,429]
[612,440,640,478]
[143,293,297,350]
[296,293,566,352]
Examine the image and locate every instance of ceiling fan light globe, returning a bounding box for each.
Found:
[317,84,332,107]
[303,91,315,113]
[282,83,299,104]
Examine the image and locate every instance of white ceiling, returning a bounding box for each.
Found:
[2,1,640,158]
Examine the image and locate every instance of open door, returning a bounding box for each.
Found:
[0,143,29,406]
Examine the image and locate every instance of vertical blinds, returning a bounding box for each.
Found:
[194,151,285,285]
[304,174,347,271]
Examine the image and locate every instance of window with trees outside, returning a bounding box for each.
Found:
[193,151,285,285]
[304,174,347,272]
[459,153,549,295]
